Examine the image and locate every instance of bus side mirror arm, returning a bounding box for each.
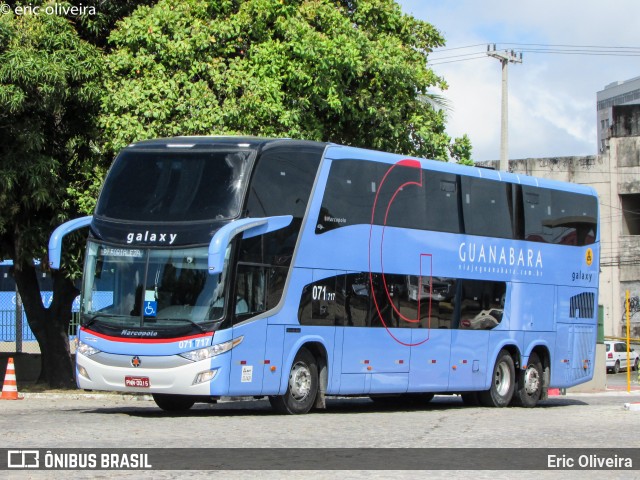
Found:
[48,216,93,269]
[208,215,293,275]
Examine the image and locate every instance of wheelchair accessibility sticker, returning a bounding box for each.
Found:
[144,301,157,317]
[144,290,157,317]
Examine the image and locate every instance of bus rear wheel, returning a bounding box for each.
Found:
[479,350,515,407]
[512,352,543,408]
[152,393,195,411]
[269,348,318,415]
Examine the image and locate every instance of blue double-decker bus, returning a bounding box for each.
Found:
[49,137,599,413]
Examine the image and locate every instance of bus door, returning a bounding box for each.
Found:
[228,263,269,395]
[340,272,411,395]
[408,274,454,392]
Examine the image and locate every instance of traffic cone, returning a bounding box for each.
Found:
[1,357,23,400]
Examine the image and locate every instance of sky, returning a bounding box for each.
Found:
[397,0,640,162]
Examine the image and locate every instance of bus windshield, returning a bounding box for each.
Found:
[81,242,228,330]
[95,147,254,222]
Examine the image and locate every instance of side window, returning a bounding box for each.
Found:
[368,273,408,328]
[522,186,597,246]
[427,277,457,329]
[522,186,554,243]
[299,275,338,326]
[424,174,461,234]
[317,160,384,233]
[233,264,289,322]
[343,273,372,327]
[461,177,513,239]
[549,190,597,246]
[457,280,506,330]
[233,264,267,322]
[378,164,427,230]
[243,146,321,265]
[318,160,462,234]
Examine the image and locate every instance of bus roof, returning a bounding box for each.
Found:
[121,137,596,197]
[124,136,328,151]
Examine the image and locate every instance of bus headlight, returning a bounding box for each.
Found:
[77,341,101,357]
[179,336,243,362]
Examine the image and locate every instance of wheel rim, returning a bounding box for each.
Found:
[494,361,511,397]
[524,365,541,395]
[289,361,312,401]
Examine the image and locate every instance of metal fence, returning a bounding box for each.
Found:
[0,308,80,354]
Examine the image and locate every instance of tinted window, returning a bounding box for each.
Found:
[318,160,460,234]
[242,146,321,266]
[298,272,504,331]
[549,190,597,246]
[298,275,339,326]
[522,186,597,246]
[317,160,385,233]
[458,280,506,330]
[96,148,254,222]
[461,177,513,239]
[522,186,554,243]
[424,174,461,233]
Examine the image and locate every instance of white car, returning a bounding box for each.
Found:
[605,341,640,374]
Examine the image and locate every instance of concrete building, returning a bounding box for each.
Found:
[597,76,640,153]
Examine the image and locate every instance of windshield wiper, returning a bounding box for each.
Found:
[83,313,130,328]
[154,317,207,333]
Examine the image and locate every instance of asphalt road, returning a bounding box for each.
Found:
[3,390,640,479]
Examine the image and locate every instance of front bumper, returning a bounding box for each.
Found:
[76,351,227,395]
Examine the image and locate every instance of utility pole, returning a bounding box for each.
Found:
[487,44,522,171]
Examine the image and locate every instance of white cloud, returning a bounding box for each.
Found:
[398,0,640,161]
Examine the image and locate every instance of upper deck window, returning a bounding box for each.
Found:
[95,148,255,222]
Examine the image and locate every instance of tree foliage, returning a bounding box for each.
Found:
[0,7,103,387]
[101,0,471,162]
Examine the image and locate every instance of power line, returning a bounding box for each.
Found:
[428,43,640,65]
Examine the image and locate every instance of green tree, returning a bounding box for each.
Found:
[0,8,103,387]
[101,0,471,162]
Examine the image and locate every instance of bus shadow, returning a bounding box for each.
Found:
[79,394,589,418]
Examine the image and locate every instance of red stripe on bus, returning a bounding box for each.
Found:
[80,327,214,344]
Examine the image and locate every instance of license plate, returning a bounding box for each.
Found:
[125,376,150,388]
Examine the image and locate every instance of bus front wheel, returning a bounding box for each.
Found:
[269,348,318,414]
[479,350,515,407]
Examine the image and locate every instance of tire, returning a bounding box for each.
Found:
[461,392,481,406]
[152,393,195,412]
[269,348,318,414]
[512,352,543,408]
[479,350,515,407]
[613,360,620,374]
